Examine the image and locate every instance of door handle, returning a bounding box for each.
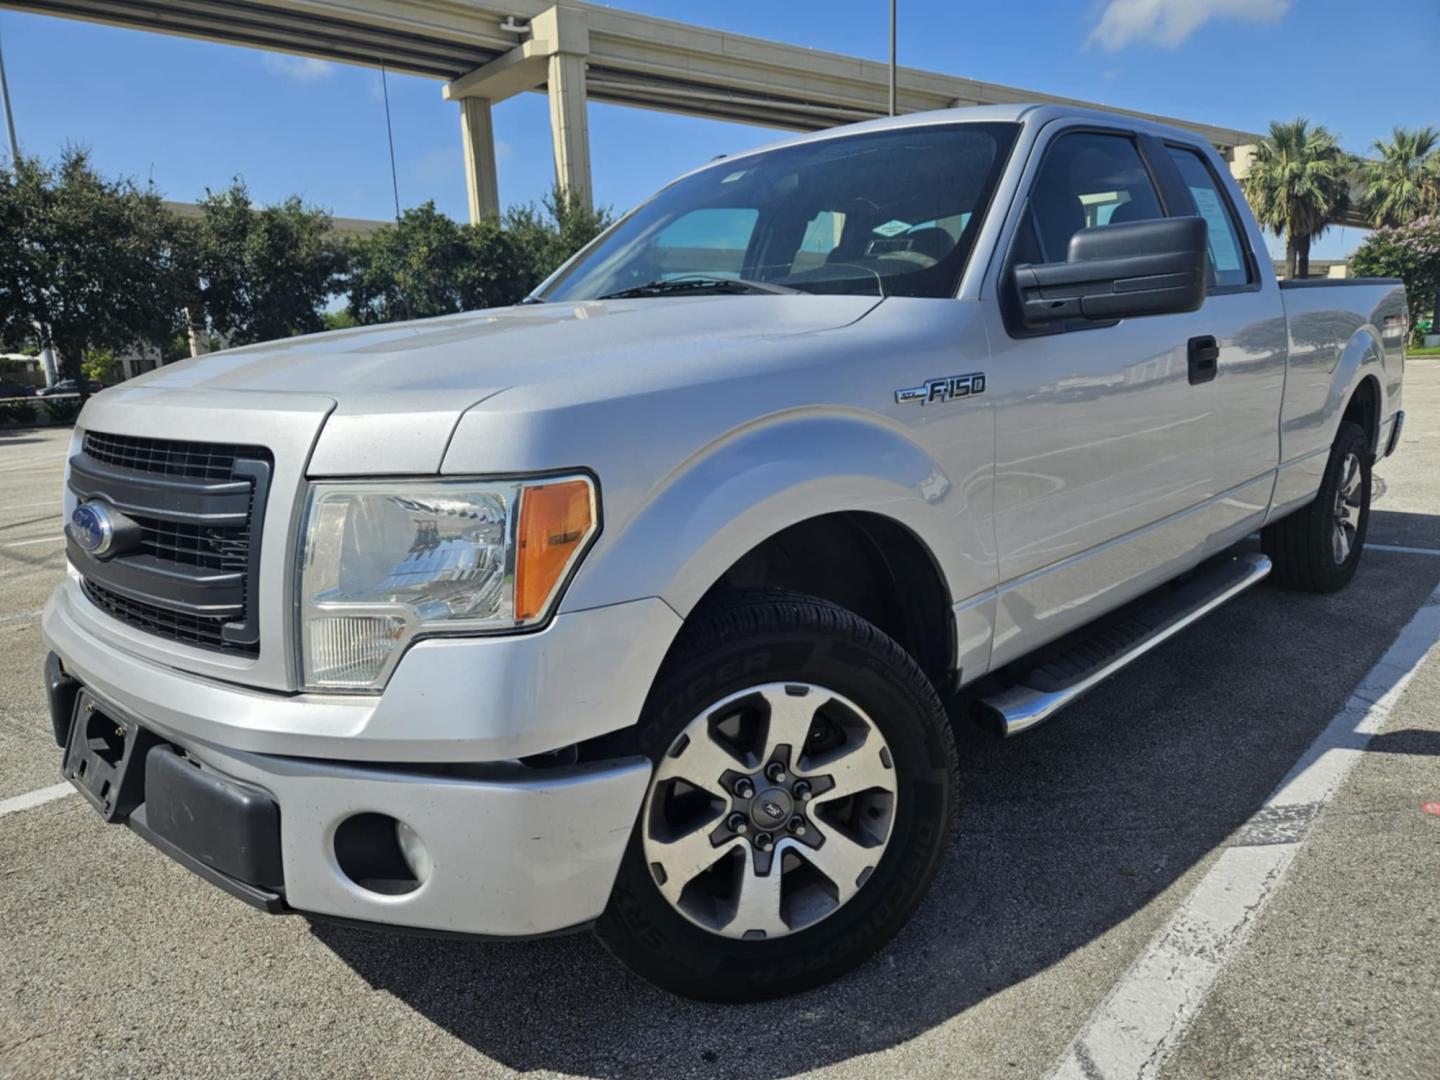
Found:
[1188,335,1219,385]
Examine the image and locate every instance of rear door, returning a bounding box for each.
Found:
[1153,141,1287,501]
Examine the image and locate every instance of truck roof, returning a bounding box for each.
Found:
[675,103,1221,184]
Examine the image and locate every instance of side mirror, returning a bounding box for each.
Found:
[1014,217,1209,328]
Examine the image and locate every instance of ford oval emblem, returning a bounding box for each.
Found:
[70,502,115,557]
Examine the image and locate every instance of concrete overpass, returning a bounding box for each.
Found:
[3,0,1282,224]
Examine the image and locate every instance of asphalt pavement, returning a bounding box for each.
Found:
[1,367,1438,1080]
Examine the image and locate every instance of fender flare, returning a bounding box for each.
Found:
[562,410,979,618]
[1329,327,1385,454]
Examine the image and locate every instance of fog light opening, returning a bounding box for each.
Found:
[333,813,426,896]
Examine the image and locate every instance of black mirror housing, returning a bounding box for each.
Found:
[1015,217,1209,328]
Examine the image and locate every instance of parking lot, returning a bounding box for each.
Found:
[2,368,1438,1080]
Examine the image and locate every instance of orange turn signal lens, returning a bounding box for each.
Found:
[515,479,596,621]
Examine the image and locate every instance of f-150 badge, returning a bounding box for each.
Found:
[895,372,987,405]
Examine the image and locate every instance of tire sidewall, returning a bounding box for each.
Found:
[596,602,954,1001]
[1320,423,1372,583]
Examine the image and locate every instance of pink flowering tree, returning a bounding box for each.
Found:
[1351,215,1440,339]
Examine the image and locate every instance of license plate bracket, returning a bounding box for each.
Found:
[62,690,158,823]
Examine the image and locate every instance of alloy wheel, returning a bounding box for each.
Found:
[640,682,897,940]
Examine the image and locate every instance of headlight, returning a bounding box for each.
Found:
[297,476,598,690]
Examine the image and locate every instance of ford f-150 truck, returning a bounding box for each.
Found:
[43,104,1407,1001]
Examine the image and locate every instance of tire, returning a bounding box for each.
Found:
[594,588,958,1001]
[1262,420,1372,593]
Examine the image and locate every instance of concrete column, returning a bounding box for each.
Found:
[547,51,592,208]
[459,96,501,223]
[1227,143,1258,182]
[186,304,209,358]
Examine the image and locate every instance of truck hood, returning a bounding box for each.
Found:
[133,294,881,398]
[118,294,880,474]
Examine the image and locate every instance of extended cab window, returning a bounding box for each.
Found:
[1015,131,1165,265]
[1165,145,1253,289]
[540,122,1018,301]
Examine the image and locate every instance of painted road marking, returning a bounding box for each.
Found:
[1047,583,1440,1080]
[0,535,63,548]
[0,782,75,818]
[1368,542,1440,557]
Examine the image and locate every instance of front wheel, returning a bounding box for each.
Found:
[1262,420,1372,593]
[595,589,958,1001]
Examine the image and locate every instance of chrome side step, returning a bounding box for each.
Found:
[975,552,1272,737]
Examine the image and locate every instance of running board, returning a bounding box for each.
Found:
[975,552,1272,737]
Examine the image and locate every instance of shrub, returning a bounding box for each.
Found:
[41,396,83,424]
[0,399,38,426]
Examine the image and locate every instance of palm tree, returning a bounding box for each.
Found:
[1242,119,1352,279]
[1362,125,1440,228]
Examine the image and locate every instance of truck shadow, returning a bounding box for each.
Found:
[313,526,1440,1079]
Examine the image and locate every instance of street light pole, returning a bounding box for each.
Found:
[888,0,897,117]
[0,28,56,389]
[0,30,20,162]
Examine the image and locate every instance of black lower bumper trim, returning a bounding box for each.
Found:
[128,804,289,915]
[44,652,80,748]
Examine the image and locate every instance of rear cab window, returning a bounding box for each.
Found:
[1164,145,1254,290]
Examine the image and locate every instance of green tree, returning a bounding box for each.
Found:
[0,149,183,399]
[188,180,345,346]
[503,184,613,289]
[1242,119,1352,279]
[1361,126,1440,228]
[1350,215,1440,341]
[346,202,524,324]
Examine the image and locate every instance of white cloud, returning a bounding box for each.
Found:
[261,54,337,83]
[1087,0,1291,51]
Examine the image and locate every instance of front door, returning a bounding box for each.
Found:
[981,124,1222,665]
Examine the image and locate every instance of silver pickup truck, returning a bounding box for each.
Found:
[44,104,1406,1001]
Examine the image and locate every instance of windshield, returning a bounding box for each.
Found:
[538,122,1019,302]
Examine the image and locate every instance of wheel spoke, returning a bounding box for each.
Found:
[728,855,788,937]
[654,729,744,795]
[804,740,895,803]
[800,830,878,905]
[759,688,822,763]
[651,826,741,903]
[1341,456,1361,500]
[1333,521,1352,564]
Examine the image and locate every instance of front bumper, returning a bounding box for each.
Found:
[42,580,675,936]
[49,665,651,936]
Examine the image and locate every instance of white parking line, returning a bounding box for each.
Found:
[0,782,75,818]
[0,535,63,548]
[1047,583,1440,1080]
[1368,542,1440,557]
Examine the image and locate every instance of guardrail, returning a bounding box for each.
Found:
[0,392,86,429]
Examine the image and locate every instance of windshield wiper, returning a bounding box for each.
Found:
[597,275,799,300]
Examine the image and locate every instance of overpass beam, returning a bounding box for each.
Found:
[459,96,501,222]
[443,5,592,215]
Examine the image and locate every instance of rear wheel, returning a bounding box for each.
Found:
[595,589,958,1001]
[1262,420,1371,593]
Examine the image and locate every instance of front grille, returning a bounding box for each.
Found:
[136,517,252,573]
[83,431,244,481]
[70,431,273,659]
[82,579,241,655]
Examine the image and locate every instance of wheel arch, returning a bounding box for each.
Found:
[695,511,958,692]
[561,410,986,694]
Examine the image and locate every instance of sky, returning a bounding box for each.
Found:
[1,0,1436,261]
